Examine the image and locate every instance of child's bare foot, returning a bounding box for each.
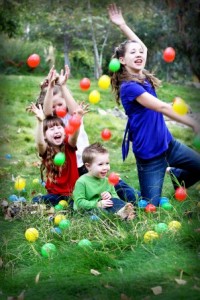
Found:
[116,203,135,220]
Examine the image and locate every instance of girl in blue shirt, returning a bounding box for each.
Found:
[108,3,200,206]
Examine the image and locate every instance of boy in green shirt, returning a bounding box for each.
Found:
[73,143,136,220]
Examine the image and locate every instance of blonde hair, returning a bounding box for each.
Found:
[110,40,162,105]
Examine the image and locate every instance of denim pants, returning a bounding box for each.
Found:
[135,138,200,206]
[32,194,73,207]
[115,179,141,203]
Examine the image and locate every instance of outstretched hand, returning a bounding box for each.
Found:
[74,102,90,118]
[28,103,45,122]
[108,3,126,26]
[57,65,71,86]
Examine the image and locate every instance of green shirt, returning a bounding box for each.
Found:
[73,174,118,210]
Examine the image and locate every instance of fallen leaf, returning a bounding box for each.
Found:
[121,293,131,300]
[151,286,162,295]
[90,269,101,276]
[35,272,41,283]
[175,278,187,285]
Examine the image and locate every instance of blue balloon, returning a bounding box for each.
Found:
[138,199,148,208]
[90,215,100,221]
[5,154,12,159]
[51,227,62,235]
[9,194,18,201]
[18,196,26,202]
[159,197,169,206]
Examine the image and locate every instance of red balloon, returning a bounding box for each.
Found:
[108,172,119,186]
[101,129,112,141]
[69,115,81,130]
[80,78,91,91]
[145,204,156,213]
[56,108,67,118]
[27,54,40,68]
[163,47,176,63]
[175,187,187,201]
[65,125,76,135]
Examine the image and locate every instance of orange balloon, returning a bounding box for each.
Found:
[27,54,40,68]
[163,47,176,63]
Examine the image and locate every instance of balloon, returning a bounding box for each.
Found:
[54,214,66,225]
[55,204,63,211]
[27,54,40,68]
[5,154,12,159]
[90,215,100,221]
[138,199,148,208]
[168,220,181,231]
[159,197,169,206]
[53,152,65,166]
[41,243,57,258]
[89,90,100,104]
[25,228,39,242]
[163,47,176,63]
[144,231,159,243]
[193,135,200,150]
[172,97,188,115]
[161,202,173,210]
[78,239,92,248]
[56,108,67,118]
[9,194,18,201]
[65,124,76,135]
[51,227,62,235]
[14,177,26,191]
[69,115,81,130]
[98,75,111,89]
[108,172,120,185]
[108,58,120,72]
[59,200,68,208]
[175,187,187,201]
[101,129,112,141]
[155,223,168,233]
[145,204,156,213]
[80,78,91,91]
[32,178,40,185]
[59,219,71,229]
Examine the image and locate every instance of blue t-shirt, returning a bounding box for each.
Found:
[120,80,172,160]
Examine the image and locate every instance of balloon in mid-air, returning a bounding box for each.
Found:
[89,90,100,104]
[98,75,111,89]
[56,108,67,118]
[108,172,120,185]
[172,97,188,115]
[101,128,112,141]
[163,47,176,63]
[108,58,121,72]
[69,115,81,130]
[27,54,40,68]
[80,78,91,91]
[53,152,66,166]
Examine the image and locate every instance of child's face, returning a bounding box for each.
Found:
[119,42,146,73]
[86,153,110,179]
[45,124,65,146]
[52,95,67,115]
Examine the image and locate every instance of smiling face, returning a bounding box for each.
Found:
[86,153,110,179]
[44,117,65,146]
[119,41,146,74]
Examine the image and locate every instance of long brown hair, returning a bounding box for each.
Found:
[109,40,162,105]
[41,116,66,183]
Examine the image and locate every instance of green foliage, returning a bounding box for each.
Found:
[0,75,200,300]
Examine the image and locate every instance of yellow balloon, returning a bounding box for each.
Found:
[144,230,159,243]
[168,220,181,231]
[14,177,26,191]
[172,97,188,115]
[54,214,66,225]
[59,200,68,208]
[98,75,111,89]
[89,90,100,104]
[32,178,40,185]
[25,228,39,242]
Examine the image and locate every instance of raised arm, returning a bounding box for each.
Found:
[108,3,147,58]
[43,66,57,117]
[57,65,79,115]
[29,103,47,155]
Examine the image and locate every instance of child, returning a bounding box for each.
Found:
[73,142,136,220]
[30,101,88,206]
[108,3,200,206]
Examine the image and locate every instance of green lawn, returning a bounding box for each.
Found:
[0,75,200,300]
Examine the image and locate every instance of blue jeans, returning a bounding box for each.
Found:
[135,138,200,206]
[103,197,126,213]
[32,194,73,207]
[115,179,141,203]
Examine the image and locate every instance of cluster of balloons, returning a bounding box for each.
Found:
[144,220,181,243]
[27,53,40,68]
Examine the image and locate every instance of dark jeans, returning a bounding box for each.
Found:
[32,194,73,207]
[115,179,141,204]
[136,138,200,206]
[102,197,126,213]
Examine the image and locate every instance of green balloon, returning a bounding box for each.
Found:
[108,58,120,72]
[155,222,168,233]
[193,135,200,150]
[59,219,71,229]
[78,239,92,248]
[55,204,63,211]
[41,243,57,258]
[161,202,173,210]
[53,152,65,166]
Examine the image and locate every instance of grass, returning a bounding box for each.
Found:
[0,75,200,300]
